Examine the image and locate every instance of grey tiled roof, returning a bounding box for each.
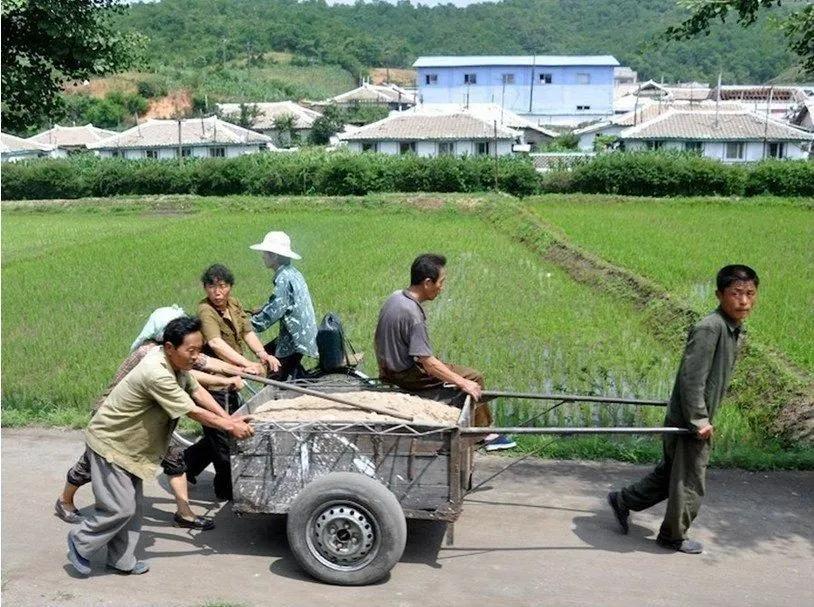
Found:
[87,117,272,149]
[1,133,55,153]
[215,102,322,130]
[405,103,558,138]
[29,124,116,148]
[324,83,416,105]
[339,112,519,141]
[621,110,814,141]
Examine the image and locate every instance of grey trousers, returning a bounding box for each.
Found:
[620,434,711,542]
[69,448,143,571]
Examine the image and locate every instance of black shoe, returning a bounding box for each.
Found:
[173,512,215,530]
[607,492,629,534]
[656,536,703,554]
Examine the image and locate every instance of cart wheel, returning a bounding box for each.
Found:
[286,472,406,586]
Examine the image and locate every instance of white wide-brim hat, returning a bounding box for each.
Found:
[249,231,302,260]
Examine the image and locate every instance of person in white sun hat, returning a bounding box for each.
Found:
[249,231,318,379]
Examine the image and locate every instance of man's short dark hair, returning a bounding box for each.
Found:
[716,265,759,291]
[201,263,234,286]
[163,316,202,347]
[410,253,447,285]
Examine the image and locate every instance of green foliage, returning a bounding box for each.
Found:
[569,152,747,197]
[744,159,814,197]
[665,0,813,76]
[272,113,296,148]
[1,0,145,132]
[542,133,580,152]
[117,0,799,84]
[62,91,149,129]
[135,79,167,99]
[0,153,541,200]
[593,134,620,153]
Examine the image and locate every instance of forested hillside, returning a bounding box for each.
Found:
[118,0,799,84]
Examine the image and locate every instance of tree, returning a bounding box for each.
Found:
[666,0,814,75]
[273,113,296,148]
[309,105,345,145]
[1,0,144,132]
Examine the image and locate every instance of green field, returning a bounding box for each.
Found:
[2,194,811,468]
[526,195,814,373]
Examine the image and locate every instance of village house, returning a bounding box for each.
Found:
[619,107,813,161]
[575,100,743,151]
[215,101,322,147]
[28,124,116,154]
[316,82,417,111]
[1,133,65,162]
[400,103,558,149]
[87,117,274,159]
[414,55,619,126]
[338,110,521,157]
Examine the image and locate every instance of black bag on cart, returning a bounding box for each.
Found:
[316,312,358,372]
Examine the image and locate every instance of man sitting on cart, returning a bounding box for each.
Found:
[374,253,515,451]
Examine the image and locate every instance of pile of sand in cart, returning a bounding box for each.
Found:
[250,390,461,426]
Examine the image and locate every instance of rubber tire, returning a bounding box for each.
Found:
[286,472,407,586]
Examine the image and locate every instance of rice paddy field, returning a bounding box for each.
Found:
[526,195,814,373]
[2,193,812,468]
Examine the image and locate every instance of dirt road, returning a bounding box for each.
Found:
[2,428,812,607]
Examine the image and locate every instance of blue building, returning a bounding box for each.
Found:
[413,55,619,126]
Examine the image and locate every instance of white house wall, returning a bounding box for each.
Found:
[625,139,809,162]
[96,145,267,159]
[345,139,515,157]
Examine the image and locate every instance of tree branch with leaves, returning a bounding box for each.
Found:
[1,0,145,132]
[666,0,814,76]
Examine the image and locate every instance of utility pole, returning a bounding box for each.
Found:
[714,71,722,128]
[493,120,499,192]
[528,54,536,113]
[762,86,774,159]
[177,119,182,162]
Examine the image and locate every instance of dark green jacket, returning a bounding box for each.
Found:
[665,308,744,432]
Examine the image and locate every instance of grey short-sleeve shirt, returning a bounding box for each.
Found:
[374,290,433,373]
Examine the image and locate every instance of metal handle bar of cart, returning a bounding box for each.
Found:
[459,391,691,498]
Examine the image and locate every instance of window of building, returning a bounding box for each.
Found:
[464,73,477,85]
[684,141,703,153]
[176,147,192,158]
[768,142,786,158]
[501,73,515,85]
[438,141,454,156]
[145,149,158,159]
[646,140,664,150]
[576,105,591,111]
[576,73,591,85]
[258,145,267,152]
[111,150,120,158]
[476,141,491,156]
[725,142,744,160]
[425,73,438,85]
[539,73,552,84]
[400,141,416,155]
[209,147,226,158]
[362,142,377,152]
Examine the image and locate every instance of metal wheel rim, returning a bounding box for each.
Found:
[305,500,381,572]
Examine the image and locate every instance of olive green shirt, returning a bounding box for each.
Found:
[85,347,200,480]
[665,308,744,432]
[198,296,252,357]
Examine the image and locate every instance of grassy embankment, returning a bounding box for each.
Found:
[2,194,811,469]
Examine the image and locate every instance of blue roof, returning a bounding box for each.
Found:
[413,55,620,68]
